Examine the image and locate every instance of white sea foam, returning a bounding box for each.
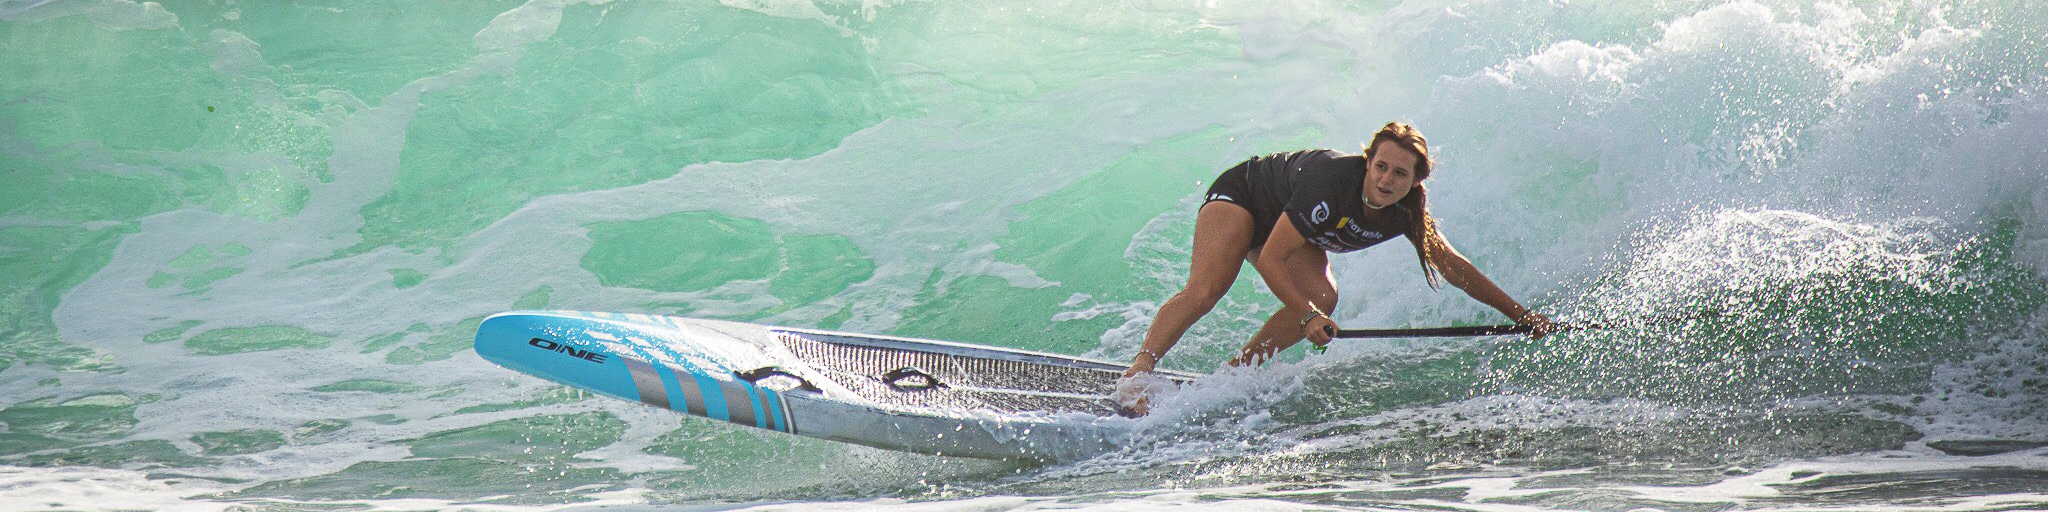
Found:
[9,0,2048,509]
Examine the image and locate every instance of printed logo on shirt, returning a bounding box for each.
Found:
[1335,215,1387,241]
[1345,220,1383,240]
[1308,236,1344,252]
[1310,202,1330,224]
[1207,193,1234,202]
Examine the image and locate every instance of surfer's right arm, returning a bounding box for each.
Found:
[1254,218,1337,332]
[1226,218,1339,366]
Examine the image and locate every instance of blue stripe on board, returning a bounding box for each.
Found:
[693,374,730,422]
[748,386,768,429]
[657,363,687,415]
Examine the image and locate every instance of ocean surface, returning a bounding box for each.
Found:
[4,0,2048,510]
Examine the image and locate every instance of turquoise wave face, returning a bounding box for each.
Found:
[4,0,2048,509]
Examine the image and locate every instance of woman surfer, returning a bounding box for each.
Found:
[1116,122,1553,416]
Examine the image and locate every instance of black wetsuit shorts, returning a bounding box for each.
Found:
[1203,159,1282,249]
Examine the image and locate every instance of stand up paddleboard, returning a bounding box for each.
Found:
[473,310,1201,460]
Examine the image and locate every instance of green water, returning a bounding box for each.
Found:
[4,0,2048,510]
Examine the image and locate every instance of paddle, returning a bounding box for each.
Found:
[1333,324,1536,338]
[1311,313,1714,351]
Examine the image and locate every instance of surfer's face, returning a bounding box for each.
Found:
[1363,140,1420,209]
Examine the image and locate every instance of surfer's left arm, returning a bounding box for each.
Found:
[1426,235,1554,338]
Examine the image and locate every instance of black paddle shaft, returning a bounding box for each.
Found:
[1333,324,1531,338]
[1332,313,1714,339]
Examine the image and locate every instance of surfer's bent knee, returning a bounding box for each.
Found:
[1177,281,1232,308]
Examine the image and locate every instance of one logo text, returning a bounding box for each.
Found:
[528,338,608,364]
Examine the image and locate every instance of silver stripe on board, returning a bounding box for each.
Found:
[778,394,795,433]
[622,358,670,410]
[675,373,707,417]
[721,382,757,427]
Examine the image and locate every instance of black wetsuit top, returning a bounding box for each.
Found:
[1203,149,1413,252]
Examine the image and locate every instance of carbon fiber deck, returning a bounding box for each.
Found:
[777,331,1124,415]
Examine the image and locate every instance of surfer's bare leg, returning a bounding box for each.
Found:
[1228,248,1335,367]
[1126,201,1256,378]
[1118,202,1255,416]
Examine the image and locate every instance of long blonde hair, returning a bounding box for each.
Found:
[1360,122,1444,289]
